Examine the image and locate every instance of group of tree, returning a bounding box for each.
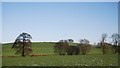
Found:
[54,39,91,55]
[11,32,120,57]
[54,33,120,55]
[97,33,120,54]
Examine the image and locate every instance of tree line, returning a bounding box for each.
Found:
[54,33,120,55]
[11,32,120,57]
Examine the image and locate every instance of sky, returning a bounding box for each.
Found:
[2,2,118,44]
[1,0,120,2]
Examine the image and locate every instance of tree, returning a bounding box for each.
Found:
[111,33,120,45]
[11,32,32,57]
[80,39,89,44]
[100,33,111,54]
[101,33,107,43]
[59,40,64,42]
[78,39,91,55]
[111,33,120,54]
[54,40,69,55]
[67,39,74,43]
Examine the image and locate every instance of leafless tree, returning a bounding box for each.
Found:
[100,33,112,54]
[111,33,120,54]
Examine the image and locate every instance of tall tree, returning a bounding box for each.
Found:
[101,33,108,43]
[100,33,110,54]
[12,32,32,57]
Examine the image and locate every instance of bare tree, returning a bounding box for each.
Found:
[101,33,108,43]
[100,33,111,54]
[111,33,120,45]
[111,33,120,54]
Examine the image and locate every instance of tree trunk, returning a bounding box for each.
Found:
[22,39,25,57]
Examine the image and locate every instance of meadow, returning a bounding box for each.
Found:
[2,42,119,67]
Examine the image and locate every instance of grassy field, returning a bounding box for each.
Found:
[2,42,119,66]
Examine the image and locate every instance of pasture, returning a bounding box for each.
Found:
[2,42,119,66]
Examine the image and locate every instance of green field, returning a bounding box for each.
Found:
[2,42,119,66]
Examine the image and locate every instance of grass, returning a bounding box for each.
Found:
[2,42,119,66]
[2,55,118,66]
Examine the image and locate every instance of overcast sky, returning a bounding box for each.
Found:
[2,2,118,43]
